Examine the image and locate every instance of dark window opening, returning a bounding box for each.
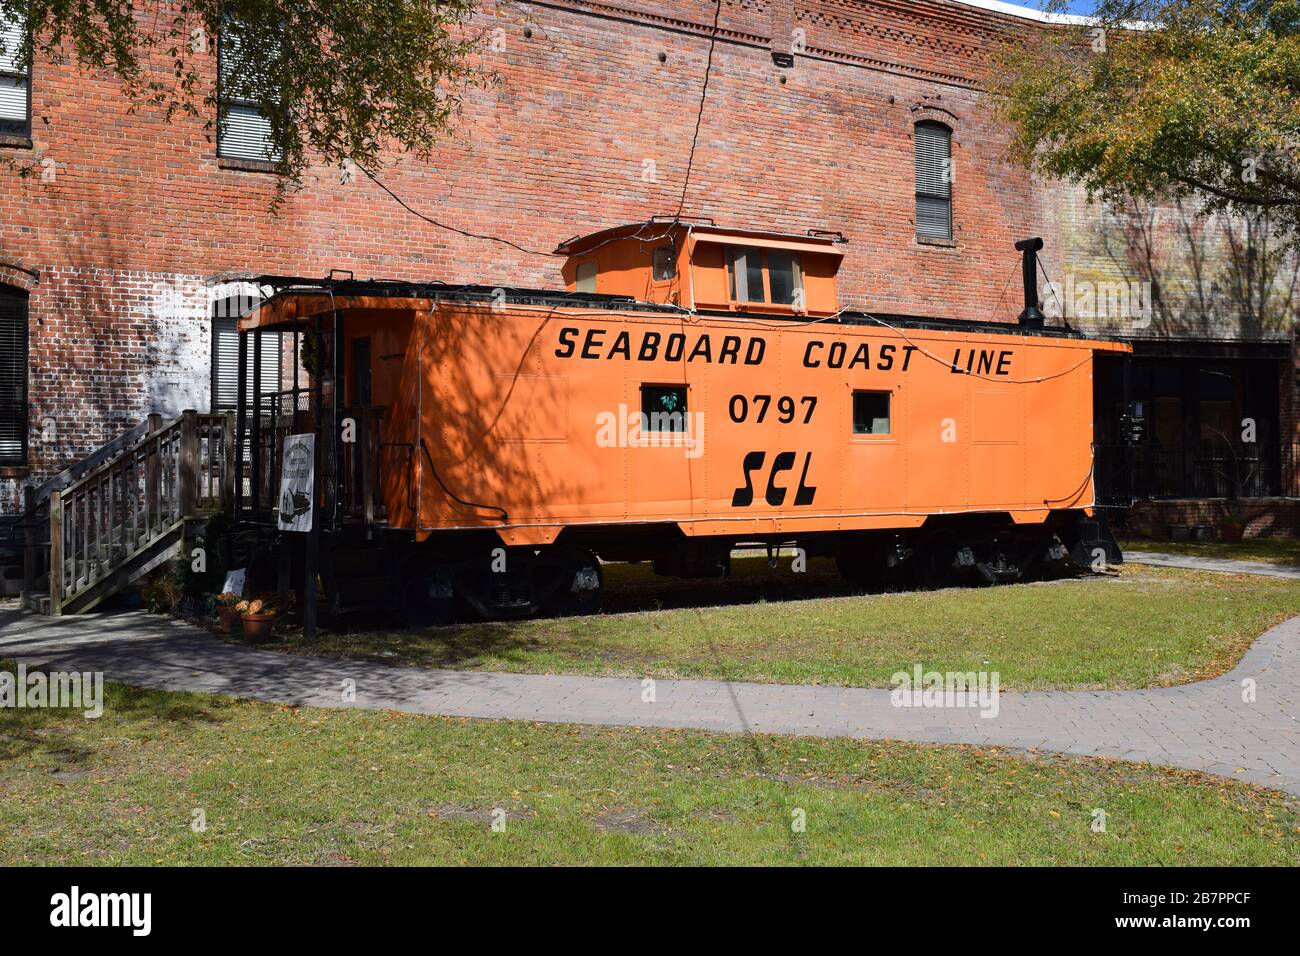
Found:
[727,246,765,304]
[641,384,688,432]
[767,249,801,306]
[915,121,953,241]
[652,245,676,282]
[0,11,31,138]
[0,286,29,466]
[852,390,891,435]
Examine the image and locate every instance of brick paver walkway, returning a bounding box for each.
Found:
[3,598,1297,795]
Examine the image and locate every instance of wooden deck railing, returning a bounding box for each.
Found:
[48,410,233,614]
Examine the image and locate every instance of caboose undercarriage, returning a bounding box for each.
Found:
[387,509,1120,621]
[235,509,1119,627]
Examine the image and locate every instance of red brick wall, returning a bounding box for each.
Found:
[0,0,1102,505]
[1126,499,1300,540]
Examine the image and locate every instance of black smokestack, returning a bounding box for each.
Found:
[1015,237,1045,331]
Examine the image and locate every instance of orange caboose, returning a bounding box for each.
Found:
[235,221,1129,620]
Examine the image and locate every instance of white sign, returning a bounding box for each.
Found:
[222,568,246,597]
[278,433,315,532]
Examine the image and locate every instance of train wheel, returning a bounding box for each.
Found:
[543,550,604,617]
[402,558,457,626]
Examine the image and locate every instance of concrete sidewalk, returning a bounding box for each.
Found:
[1124,550,1300,580]
[3,604,1297,795]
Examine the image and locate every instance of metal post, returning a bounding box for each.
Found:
[331,307,344,530]
[251,332,263,514]
[303,321,324,641]
[234,331,248,520]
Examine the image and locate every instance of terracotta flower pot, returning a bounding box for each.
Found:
[217,606,239,634]
[240,612,277,642]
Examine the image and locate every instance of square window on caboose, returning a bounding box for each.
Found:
[641,384,688,432]
[852,390,891,435]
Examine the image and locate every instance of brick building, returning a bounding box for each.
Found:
[1,0,1295,531]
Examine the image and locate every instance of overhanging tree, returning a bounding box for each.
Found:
[0,0,489,197]
[994,0,1300,242]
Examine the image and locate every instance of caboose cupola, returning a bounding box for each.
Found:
[555,218,845,316]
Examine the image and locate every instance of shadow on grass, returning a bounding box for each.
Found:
[286,557,1097,672]
[0,659,232,763]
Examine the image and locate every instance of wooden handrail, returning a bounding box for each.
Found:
[48,410,234,614]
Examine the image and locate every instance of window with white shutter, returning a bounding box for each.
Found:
[0,287,28,466]
[211,297,282,412]
[217,18,283,162]
[914,122,953,241]
[0,10,30,138]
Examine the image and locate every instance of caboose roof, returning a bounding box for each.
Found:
[230,274,1127,350]
[553,220,847,258]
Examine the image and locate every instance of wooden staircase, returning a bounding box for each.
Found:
[25,410,233,615]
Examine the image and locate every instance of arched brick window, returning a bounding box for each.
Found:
[0,284,29,466]
[914,121,953,241]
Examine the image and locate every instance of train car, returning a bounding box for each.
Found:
[233,220,1128,622]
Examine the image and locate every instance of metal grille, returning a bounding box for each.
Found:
[1095,441,1294,504]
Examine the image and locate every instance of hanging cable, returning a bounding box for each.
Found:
[360,165,561,259]
[673,0,723,221]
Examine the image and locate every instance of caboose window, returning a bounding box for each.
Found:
[852,390,891,435]
[575,261,597,294]
[768,250,802,306]
[727,247,766,304]
[652,246,676,282]
[641,384,688,433]
[726,246,803,307]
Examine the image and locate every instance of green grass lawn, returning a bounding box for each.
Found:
[2,673,1295,865]
[1120,536,1300,566]
[270,561,1300,691]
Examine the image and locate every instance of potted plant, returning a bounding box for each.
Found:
[237,597,278,642]
[1217,511,1246,544]
[214,592,241,633]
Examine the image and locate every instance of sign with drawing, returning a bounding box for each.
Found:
[278,433,315,532]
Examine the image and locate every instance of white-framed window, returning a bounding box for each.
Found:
[726,246,803,306]
[217,18,283,162]
[0,10,30,138]
[915,121,953,241]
